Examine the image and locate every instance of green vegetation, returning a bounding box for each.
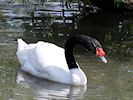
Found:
[114,0,123,7]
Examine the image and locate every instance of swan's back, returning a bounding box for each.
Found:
[17,39,70,83]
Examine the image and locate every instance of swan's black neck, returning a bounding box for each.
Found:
[65,34,100,69]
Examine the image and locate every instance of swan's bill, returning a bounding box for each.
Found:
[99,56,107,63]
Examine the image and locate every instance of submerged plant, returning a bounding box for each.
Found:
[114,0,123,8]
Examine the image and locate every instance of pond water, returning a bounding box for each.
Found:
[0,0,133,100]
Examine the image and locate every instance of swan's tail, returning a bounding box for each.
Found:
[17,39,27,51]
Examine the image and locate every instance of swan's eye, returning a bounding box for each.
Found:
[96,48,105,57]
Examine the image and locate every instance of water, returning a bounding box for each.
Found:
[0,0,133,100]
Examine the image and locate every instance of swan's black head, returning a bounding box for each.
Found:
[79,34,107,63]
[80,35,101,53]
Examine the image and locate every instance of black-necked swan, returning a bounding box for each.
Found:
[16,34,107,85]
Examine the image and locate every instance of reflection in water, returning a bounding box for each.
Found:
[16,70,87,100]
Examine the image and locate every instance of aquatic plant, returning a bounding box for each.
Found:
[114,0,123,8]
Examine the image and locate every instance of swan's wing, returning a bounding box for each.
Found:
[17,41,70,83]
[28,42,69,71]
[16,40,68,71]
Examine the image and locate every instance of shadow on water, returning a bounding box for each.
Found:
[0,0,133,100]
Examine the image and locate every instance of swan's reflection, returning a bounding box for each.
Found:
[16,70,87,100]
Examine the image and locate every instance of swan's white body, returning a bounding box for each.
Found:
[16,39,87,85]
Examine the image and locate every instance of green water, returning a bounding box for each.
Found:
[0,0,133,100]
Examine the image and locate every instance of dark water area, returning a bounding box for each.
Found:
[0,0,133,100]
